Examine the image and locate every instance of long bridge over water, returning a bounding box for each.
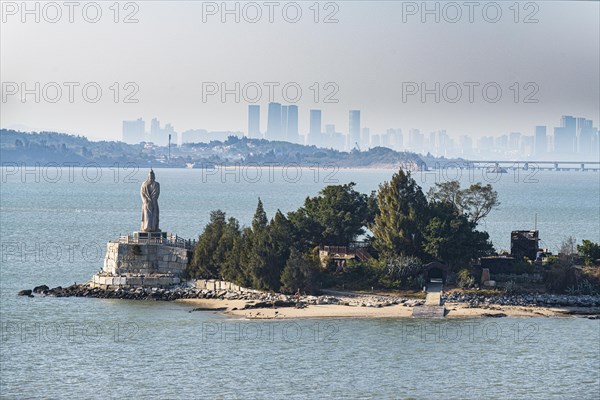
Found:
[429,160,600,172]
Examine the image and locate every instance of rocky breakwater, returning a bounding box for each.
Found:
[443,292,600,309]
[18,284,424,309]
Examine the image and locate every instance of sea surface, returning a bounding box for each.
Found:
[1,166,599,399]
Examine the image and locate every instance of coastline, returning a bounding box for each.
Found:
[22,284,600,320]
[177,298,600,320]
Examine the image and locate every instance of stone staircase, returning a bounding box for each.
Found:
[412,281,446,318]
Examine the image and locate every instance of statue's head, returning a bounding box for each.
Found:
[148,169,155,181]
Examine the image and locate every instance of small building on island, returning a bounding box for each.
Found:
[319,242,372,271]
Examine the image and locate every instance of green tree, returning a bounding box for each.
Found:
[371,169,429,258]
[252,198,268,231]
[188,211,240,279]
[245,199,272,290]
[427,181,499,225]
[280,249,319,294]
[220,224,249,286]
[578,240,600,265]
[288,183,371,247]
[422,201,494,269]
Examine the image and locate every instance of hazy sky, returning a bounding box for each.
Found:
[1,1,599,141]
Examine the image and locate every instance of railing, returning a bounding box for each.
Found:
[320,242,372,261]
[118,233,196,249]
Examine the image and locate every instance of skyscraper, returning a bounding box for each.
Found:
[534,126,547,156]
[509,132,521,151]
[151,118,160,137]
[267,102,282,140]
[248,105,260,138]
[361,128,370,149]
[281,105,288,140]
[286,105,299,143]
[392,128,403,150]
[122,118,145,144]
[349,110,361,149]
[557,115,577,153]
[309,109,322,145]
[577,118,594,155]
[408,129,424,152]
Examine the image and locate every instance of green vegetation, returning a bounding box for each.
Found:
[427,181,499,224]
[289,183,376,248]
[577,240,600,266]
[371,169,429,258]
[187,168,500,293]
[280,250,320,294]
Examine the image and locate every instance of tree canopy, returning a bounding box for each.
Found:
[427,181,499,225]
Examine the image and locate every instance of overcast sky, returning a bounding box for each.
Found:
[1,1,599,141]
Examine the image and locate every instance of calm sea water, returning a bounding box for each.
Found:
[1,167,599,399]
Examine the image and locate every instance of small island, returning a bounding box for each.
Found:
[21,169,600,319]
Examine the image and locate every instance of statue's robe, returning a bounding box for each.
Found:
[140,179,160,232]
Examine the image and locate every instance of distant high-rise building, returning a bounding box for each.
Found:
[281,105,288,140]
[556,115,577,153]
[520,135,534,157]
[325,124,335,135]
[286,105,299,143]
[408,129,424,153]
[459,135,473,155]
[164,123,178,146]
[267,102,282,140]
[534,126,547,156]
[122,118,145,144]
[181,129,209,144]
[349,110,361,149]
[146,118,177,146]
[381,130,393,148]
[428,131,437,153]
[576,118,595,155]
[391,128,403,150]
[150,118,160,136]
[248,105,260,138]
[437,130,451,156]
[478,136,494,154]
[361,128,370,149]
[309,109,322,145]
[495,135,508,149]
[370,134,381,147]
[509,132,521,151]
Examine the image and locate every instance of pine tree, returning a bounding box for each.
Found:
[246,198,272,290]
[371,169,428,258]
[280,249,318,294]
[189,210,232,278]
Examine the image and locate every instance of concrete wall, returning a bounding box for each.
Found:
[102,242,189,276]
[195,279,260,293]
[91,274,181,289]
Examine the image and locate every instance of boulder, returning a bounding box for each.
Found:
[33,285,49,293]
[18,289,32,296]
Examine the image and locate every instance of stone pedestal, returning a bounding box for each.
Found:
[90,232,192,289]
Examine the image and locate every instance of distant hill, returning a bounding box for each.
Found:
[0,129,437,169]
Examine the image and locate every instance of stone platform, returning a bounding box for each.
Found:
[412,306,446,318]
[90,232,193,289]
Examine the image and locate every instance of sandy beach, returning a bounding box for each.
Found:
[177,298,598,319]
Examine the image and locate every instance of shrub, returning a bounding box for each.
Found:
[457,268,475,289]
[578,240,600,266]
[544,264,578,293]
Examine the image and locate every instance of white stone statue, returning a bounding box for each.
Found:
[140,169,160,232]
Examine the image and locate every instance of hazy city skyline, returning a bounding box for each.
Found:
[2,1,599,141]
[121,105,599,161]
